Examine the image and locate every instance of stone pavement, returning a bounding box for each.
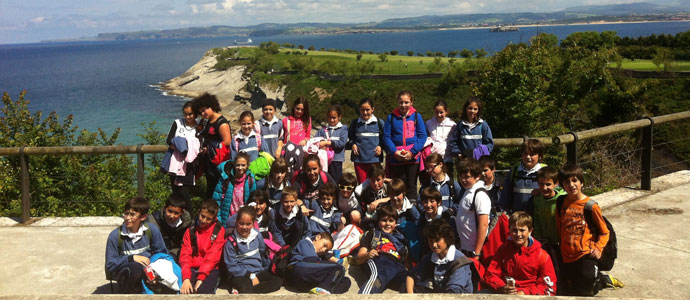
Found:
[1,171,690,299]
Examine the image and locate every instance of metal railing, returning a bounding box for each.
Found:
[2,111,690,223]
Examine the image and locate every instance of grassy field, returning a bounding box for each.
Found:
[617,59,690,71]
[229,47,470,75]
[226,47,690,74]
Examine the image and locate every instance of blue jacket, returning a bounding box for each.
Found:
[267,181,290,207]
[105,223,168,274]
[230,131,261,162]
[316,123,348,162]
[212,161,257,226]
[223,229,268,278]
[362,228,408,263]
[272,206,312,247]
[500,163,545,213]
[348,116,384,163]
[449,119,494,156]
[418,174,464,213]
[289,237,322,265]
[308,200,343,235]
[383,107,427,164]
[255,117,282,157]
[411,247,474,293]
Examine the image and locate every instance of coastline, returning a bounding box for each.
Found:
[159,48,287,122]
[435,19,690,31]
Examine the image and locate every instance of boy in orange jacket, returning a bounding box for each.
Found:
[556,164,609,296]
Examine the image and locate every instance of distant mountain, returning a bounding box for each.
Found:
[81,2,689,41]
[562,2,681,14]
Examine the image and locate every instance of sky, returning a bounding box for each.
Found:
[0,0,687,44]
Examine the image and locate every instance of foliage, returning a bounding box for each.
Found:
[0,92,135,217]
[652,47,674,72]
[378,53,388,62]
[460,48,473,58]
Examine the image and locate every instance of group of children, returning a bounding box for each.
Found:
[107,91,621,295]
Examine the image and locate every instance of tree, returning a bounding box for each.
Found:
[390,50,399,56]
[308,45,315,51]
[434,51,445,57]
[356,53,363,61]
[460,48,473,58]
[426,50,433,57]
[427,57,444,73]
[259,41,280,54]
[298,45,304,49]
[652,47,674,72]
[378,53,388,62]
[407,50,414,56]
[448,50,458,58]
[475,48,488,58]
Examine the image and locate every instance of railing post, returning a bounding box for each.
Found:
[567,132,579,165]
[641,117,654,190]
[19,147,31,223]
[136,144,145,197]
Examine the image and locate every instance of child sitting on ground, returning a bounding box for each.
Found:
[309,182,344,235]
[337,173,361,225]
[179,200,226,294]
[484,211,557,295]
[354,164,390,227]
[356,205,410,294]
[147,193,192,260]
[266,158,290,207]
[271,186,311,247]
[224,206,283,294]
[416,187,453,258]
[406,218,473,294]
[500,139,546,213]
[387,178,421,262]
[105,197,168,294]
[285,232,351,294]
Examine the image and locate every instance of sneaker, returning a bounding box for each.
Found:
[231,288,239,294]
[603,274,624,289]
[309,287,331,295]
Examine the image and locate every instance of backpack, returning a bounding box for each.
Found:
[421,255,481,292]
[189,221,222,257]
[556,196,617,271]
[268,244,294,277]
[470,188,499,237]
[105,223,154,280]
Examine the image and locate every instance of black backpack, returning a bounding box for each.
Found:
[268,244,293,277]
[469,188,500,242]
[420,255,481,292]
[556,196,617,271]
[189,221,223,257]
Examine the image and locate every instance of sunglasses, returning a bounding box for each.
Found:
[339,185,355,191]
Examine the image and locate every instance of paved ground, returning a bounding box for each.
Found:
[1,171,690,298]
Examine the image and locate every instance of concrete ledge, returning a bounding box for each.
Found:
[593,170,690,209]
[0,216,123,227]
[0,295,667,300]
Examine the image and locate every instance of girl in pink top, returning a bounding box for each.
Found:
[281,96,312,146]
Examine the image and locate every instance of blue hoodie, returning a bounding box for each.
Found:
[224,229,268,278]
[212,161,257,226]
[105,222,168,275]
[383,107,427,164]
[308,200,343,235]
[411,246,473,293]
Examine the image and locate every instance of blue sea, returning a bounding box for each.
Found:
[1,21,688,145]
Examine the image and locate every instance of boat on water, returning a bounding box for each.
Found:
[234,38,253,45]
[490,26,519,32]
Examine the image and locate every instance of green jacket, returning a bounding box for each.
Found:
[532,187,567,243]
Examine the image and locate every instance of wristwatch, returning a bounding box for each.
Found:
[471,251,480,257]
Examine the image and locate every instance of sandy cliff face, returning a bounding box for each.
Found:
[161,50,287,122]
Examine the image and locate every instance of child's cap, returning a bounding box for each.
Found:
[262,99,276,109]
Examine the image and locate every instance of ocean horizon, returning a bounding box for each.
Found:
[1,21,689,145]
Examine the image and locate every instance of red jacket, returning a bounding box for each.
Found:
[179,221,226,281]
[484,237,557,295]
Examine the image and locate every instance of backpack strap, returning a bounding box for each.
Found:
[210,222,222,243]
[448,180,458,205]
[116,227,124,255]
[370,230,382,249]
[227,234,239,252]
[583,199,598,235]
[190,225,198,257]
[471,188,488,232]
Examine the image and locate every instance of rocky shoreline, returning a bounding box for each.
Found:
[158,48,287,121]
